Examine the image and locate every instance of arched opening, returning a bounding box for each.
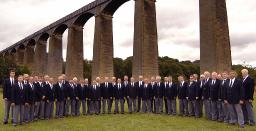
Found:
[102,0,134,78]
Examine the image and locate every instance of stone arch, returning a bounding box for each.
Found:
[27,39,36,47]
[38,33,50,41]
[53,24,68,35]
[102,0,130,15]
[73,13,94,27]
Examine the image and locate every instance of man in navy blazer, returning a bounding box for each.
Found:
[241,69,255,126]
[114,78,125,114]
[202,71,212,120]
[127,77,137,113]
[224,71,245,128]
[89,80,101,115]
[136,75,144,112]
[167,76,177,115]
[11,75,25,126]
[177,75,188,116]
[209,72,221,121]
[54,76,65,118]
[3,69,15,124]
[218,72,230,123]
[154,76,164,114]
[101,77,112,114]
[33,76,43,121]
[141,78,152,113]
[186,75,198,117]
[45,78,55,119]
[24,76,36,123]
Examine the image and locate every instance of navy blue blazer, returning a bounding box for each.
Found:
[154,82,164,98]
[127,83,137,98]
[3,78,16,99]
[187,81,197,100]
[242,76,255,100]
[177,81,188,99]
[225,78,243,104]
[11,82,25,105]
[209,79,221,101]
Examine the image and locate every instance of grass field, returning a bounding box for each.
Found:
[0,91,255,131]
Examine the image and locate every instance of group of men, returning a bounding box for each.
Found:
[2,69,255,128]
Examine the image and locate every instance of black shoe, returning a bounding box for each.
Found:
[3,121,8,125]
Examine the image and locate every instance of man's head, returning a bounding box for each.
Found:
[80,79,85,85]
[112,77,116,83]
[49,78,54,83]
[156,76,161,82]
[168,76,173,82]
[9,70,15,77]
[18,75,23,82]
[58,76,63,83]
[200,74,205,81]
[73,77,78,84]
[211,72,218,80]
[204,71,210,79]
[34,76,38,81]
[144,78,149,84]
[217,74,222,80]
[96,77,100,83]
[92,80,97,85]
[189,75,194,82]
[117,78,122,83]
[193,74,198,80]
[178,75,184,82]
[151,76,155,82]
[241,69,249,78]
[44,75,49,82]
[139,75,143,81]
[61,74,66,80]
[69,79,74,84]
[229,71,237,79]
[105,77,109,82]
[85,78,89,84]
[222,72,228,80]
[164,77,168,82]
[23,74,29,81]
[124,75,128,81]
[28,76,34,83]
[130,77,134,83]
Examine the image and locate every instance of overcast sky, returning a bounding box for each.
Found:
[0,0,256,66]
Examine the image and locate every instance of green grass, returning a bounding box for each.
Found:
[0,91,255,131]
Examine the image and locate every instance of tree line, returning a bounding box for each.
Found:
[1,56,256,86]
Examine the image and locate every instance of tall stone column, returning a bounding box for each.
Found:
[34,40,47,75]
[65,25,84,80]
[132,0,159,80]
[24,46,35,72]
[47,34,63,79]
[200,0,232,73]
[15,49,24,66]
[91,12,114,80]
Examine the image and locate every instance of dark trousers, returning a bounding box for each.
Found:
[3,99,13,123]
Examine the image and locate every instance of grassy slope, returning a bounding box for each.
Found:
[0,91,255,131]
